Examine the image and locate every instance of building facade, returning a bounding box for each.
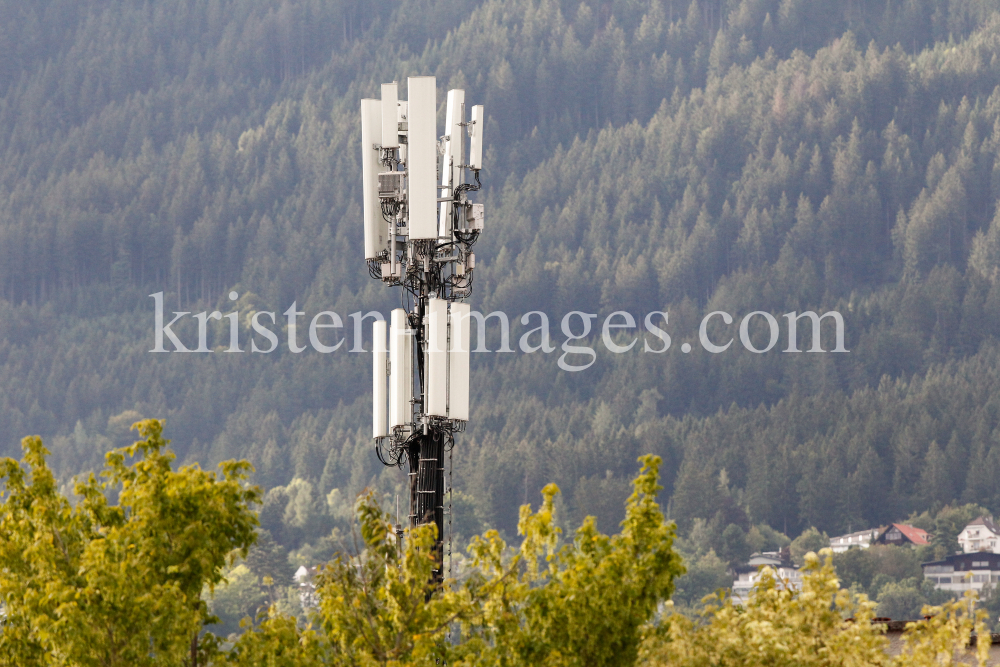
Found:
[874,523,929,548]
[732,552,802,603]
[829,528,878,553]
[923,552,1000,593]
[294,565,320,609]
[958,516,1000,554]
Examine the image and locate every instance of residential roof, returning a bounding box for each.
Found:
[879,523,929,546]
[922,551,1000,568]
[967,516,1000,534]
[734,551,797,574]
[748,552,784,566]
[830,528,878,542]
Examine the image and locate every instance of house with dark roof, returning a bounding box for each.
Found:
[872,523,929,547]
[958,516,1000,554]
[923,551,1000,593]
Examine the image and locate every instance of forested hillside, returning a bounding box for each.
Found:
[5,0,1000,554]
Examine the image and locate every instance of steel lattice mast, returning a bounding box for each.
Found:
[362,78,484,581]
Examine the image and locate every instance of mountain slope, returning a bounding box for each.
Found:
[2,0,1000,543]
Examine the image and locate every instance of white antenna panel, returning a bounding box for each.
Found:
[397,100,408,162]
[361,98,384,259]
[381,82,399,149]
[469,105,484,170]
[439,89,465,237]
[406,76,437,240]
[426,297,448,417]
[389,308,413,428]
[449,302,470,421]
[372,319,388,437]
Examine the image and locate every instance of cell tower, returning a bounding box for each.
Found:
[362,78,484,581]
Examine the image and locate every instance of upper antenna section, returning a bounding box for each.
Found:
[361,78,485,301]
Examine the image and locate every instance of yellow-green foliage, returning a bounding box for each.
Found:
[899,591,991,667]
[452,454,684,667]
[0,420,260,667]
[222,454,684,667]
[643,551,889,667]
[1,435,994,667]
[641,549,992,667]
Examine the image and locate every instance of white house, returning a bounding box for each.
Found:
[294,565,321,609]
[732,552,802,603]
[829,528,878,553]
[958,516,1000,554]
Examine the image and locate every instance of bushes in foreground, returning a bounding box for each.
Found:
[0,424,992,666]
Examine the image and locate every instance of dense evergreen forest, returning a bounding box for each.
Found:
[6,0,1000,562]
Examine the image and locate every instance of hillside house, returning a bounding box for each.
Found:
[829,528,878,553]
[873,524,929,548]
[923,552,1000,593]
[958,516,1000,554]
[732,551,802,603]
[294,565,321,610]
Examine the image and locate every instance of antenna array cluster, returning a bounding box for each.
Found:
[363,78,483,285]
[362,78,485,577]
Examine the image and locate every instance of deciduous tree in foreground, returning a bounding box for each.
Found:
[643,549,992,666]
[228,456,995,667]
[224,454,684,667]
[0,420,260,666]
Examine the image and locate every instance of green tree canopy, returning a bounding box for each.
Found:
[223,454,684,667]
[0,419,260,666]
